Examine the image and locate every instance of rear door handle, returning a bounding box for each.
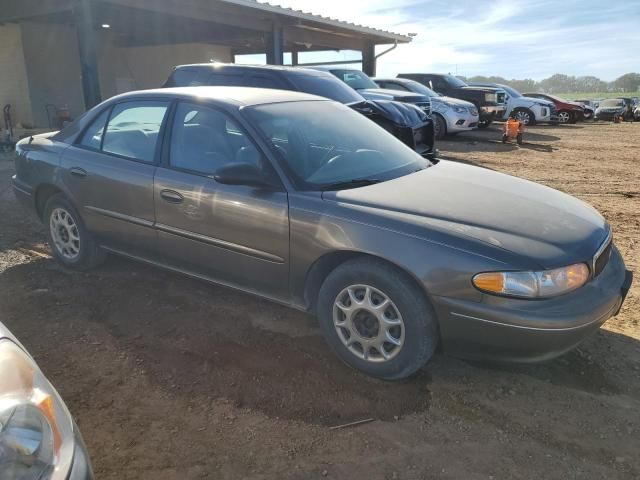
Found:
[160,189,184,204]
[69,167,87,178]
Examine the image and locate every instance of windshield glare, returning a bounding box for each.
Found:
[499,85,521,97]
[404,80,439,97]
[445,75,468,88]
[288,72,364,104]
[330,70,379,90]
[245,101,429,190]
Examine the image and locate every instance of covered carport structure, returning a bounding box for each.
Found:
[0,0,411,126]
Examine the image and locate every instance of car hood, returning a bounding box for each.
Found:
[322,161,608,269]
[432,96,475,108]
[349,99,429,128]
[357,88,429,103]
[460,86,500,94]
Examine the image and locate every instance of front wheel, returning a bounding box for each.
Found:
[44,193,105,270]
[432,113,447,140]
[317,257,438,380]
[557,110,572,124]
[477,119,492,128]
[513,108,535,126]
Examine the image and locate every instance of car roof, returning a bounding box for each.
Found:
[110,86,328,107]
[173,62,335,78]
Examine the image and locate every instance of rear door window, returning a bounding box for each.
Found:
[102,101,169,163]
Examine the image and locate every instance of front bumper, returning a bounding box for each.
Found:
[433,245,632,362]
[479,105,506,122]
[444,111,479,132]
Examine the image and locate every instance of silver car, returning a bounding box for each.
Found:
[12,87,632,380]
[374,78,479,139]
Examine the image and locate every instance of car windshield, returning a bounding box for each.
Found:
[402,80,440,97]
[600,99,624,107]
[330,70,379,90]
[245,101,430,190]
[287,72,364,104]
[444,75,468,88]
[498,84,522,97]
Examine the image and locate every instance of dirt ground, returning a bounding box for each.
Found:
[0,121,638,480]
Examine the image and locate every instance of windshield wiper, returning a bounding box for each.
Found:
[321,178,382,191]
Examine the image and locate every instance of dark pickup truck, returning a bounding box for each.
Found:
[398,73,507,127]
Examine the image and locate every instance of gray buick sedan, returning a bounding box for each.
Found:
[13,87,632,380]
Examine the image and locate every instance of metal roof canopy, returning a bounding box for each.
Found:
[0,0,411,108]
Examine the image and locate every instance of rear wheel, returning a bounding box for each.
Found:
[557,110,571,124]
[513,108,535,126]
[44,194,105,270]
[317,257,438,380]
[433,113,447,140]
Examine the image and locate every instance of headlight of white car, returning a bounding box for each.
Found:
[473,263,590,298]
[451,105,467,114]
[0,339,75,480]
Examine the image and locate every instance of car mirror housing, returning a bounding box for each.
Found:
[213,162,271,188]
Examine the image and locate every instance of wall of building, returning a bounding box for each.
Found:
[0,24,33,128]
[98,36,232,99]
[20,22,85,129]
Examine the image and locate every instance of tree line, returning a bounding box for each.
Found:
[458,73,640,94]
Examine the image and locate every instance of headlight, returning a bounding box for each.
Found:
[0,340,74,479]
[452,106,467,114]
[484,93,497,103]
[472,263,589,298]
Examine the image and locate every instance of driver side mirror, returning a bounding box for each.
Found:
[213,162,271,188]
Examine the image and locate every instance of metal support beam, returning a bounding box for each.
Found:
[74,0,102,109]
[291,50,299,66]
[266,23,284,65]
[361,42,376,76]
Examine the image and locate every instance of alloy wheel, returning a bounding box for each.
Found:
[50,207,81,260]
[515,110,531,125]
[558,111,571,123]
[333,284,405,363]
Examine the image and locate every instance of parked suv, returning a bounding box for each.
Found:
[397,74,507,127]
[310,67,431,114]
[468,82,557,125]
[164,64,435,158]
[522,93,585,124]
[373,77,479,139]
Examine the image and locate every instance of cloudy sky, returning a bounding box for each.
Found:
[252,0,640,80]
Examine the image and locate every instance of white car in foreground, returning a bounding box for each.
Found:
[469,82,558,125]
[373,78,479,139]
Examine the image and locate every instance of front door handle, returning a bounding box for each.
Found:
[69,167,87,178]
[160,189,184,204]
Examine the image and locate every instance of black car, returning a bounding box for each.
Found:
[309,67,431,114]
[164,64,435,159]
[595,98,635,121]
[398,73,507,127]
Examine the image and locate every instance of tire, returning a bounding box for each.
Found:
[316,257,438,380]
[557,110,571,124]
[512,108,535,126]
[477,119,492,128]
[433,113,447,140]
[44,193,105,270]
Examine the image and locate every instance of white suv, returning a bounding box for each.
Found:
[469,82,558,125]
